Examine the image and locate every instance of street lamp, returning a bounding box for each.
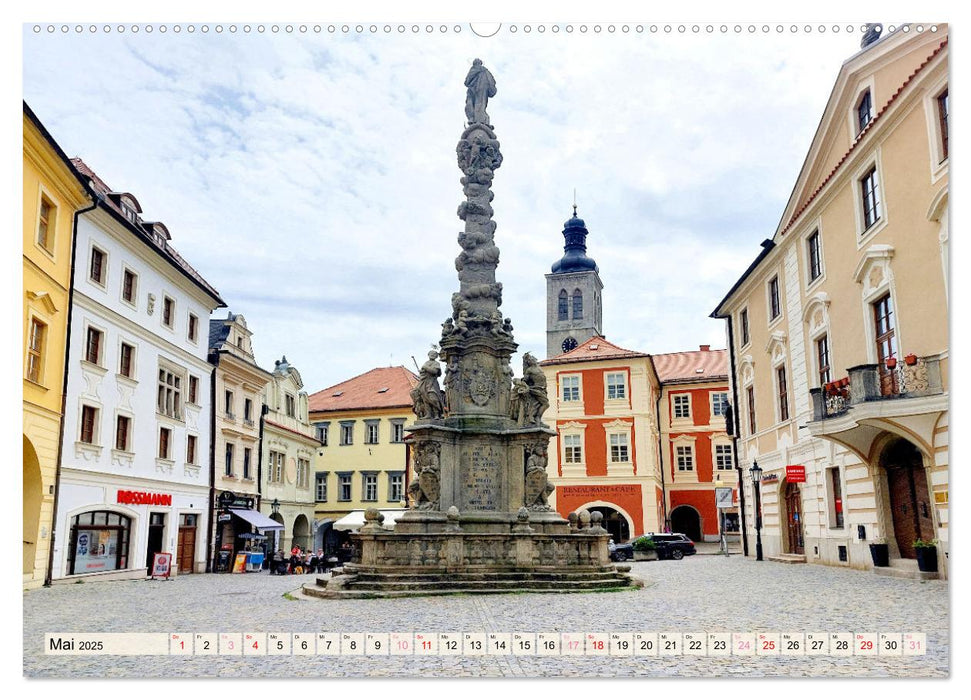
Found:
[750,461,764,561]
[271,498,280,514]
[270,499,281,552]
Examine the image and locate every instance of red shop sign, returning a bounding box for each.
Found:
[117,489,172,506]
[785,465,806,483]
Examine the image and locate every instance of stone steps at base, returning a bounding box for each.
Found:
[320,569,620,586]
[345,577,634,592]
[301,580,640,599]
[766,554,807,564]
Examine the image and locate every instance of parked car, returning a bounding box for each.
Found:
[607,539,634,562]
[642,533,696,560]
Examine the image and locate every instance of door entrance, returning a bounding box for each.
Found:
[784,482,804,555]
[177,514,197,574]
[587,506,630,542]
[146,512,165,570]
[882,439,933,559]
[670,505,702,542]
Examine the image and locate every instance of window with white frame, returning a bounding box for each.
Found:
[391,420,405,443]
[776,365,790,422]
[225,442,235,476]
[114,414,131,452]
[157,364,183,420]
[676,445,694,471]
[561,375,580,402]
[80,404,100,444]
[807,230,823,283]
[711,392,729,417]
[563,434,583,463]
[388,472,404,502]
[26,318,47,383]
[606,372,627,400]
[365,420,380,444]
[297,458,311,489]
[37,195,56,254]
[673,394,691,420]
[609,433,630,463]
[715,443,733,470]
[338,473,352,501]
[186,435,197,465]
[267,450,284,483]
[242,448,251,478]
[768,276,781,320]
[739,308,750,347]
[84,326,104,366]
[362,473,378,501]
[316,423,329,446]
[315,472,328,502]
[856,89,873,134]
[158,426,172,459]
[122,268,137,306]
[119,342,135,379]
[188,313,199,343]
[89,246,107,286]
[162,296,175,328]
[860,166,881,231]
[340,422,354,445]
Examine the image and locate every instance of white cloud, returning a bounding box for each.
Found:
[24,25,857,392]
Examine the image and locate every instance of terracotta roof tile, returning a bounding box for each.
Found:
[308,366,418,413]
[540,336,649,366]
[70,157,223,304]
[652,348,728,383]
[779,39,947,238]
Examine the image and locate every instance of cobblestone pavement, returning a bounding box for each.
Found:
[23,556,948,678]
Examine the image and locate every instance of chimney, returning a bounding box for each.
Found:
[700,345,711,352]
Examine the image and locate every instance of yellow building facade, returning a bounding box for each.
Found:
[308,366,416,549]
[713,27,948,577]
[22,105,92,589]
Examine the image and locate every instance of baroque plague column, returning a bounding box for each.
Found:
[309,61,639,597]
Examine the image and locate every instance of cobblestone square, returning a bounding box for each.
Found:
[23,555,948,678]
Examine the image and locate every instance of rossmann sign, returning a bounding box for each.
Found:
[117,490,172,506]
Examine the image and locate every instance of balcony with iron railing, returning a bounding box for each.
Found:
[810,354,945,421]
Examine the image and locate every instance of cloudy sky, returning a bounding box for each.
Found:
[24,22,869,394]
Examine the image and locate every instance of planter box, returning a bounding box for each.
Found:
[869,543,890,567]
[633,550,657,561]
[915,546,938,573]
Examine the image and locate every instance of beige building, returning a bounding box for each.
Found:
[259,357,320,553]
[307,366,416,551]
[207,313,274,570]
[22,105,92,588]
[712,26,948,578]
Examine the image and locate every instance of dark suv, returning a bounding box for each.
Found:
[646,533,697,560]
[607,539,634,562]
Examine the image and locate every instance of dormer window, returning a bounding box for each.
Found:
[856,89,873,134]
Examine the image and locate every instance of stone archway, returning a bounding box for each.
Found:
[879,438,933,559]
[292,514,311,551]
[23,435,42,577]
[585,505,632,542]
[670,505,702,542]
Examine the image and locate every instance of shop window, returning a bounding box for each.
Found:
[68,511,131,575]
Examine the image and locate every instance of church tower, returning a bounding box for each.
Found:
[545,207,603,358]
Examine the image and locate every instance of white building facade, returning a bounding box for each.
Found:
[50,160,224,581]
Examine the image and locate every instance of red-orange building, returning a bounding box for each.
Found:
[541,339,734,543]
[653,347,737,541]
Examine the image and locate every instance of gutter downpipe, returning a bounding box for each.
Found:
[726,316,749,557]
[205,357,217,572]
[655,382,669,533]
[45,193,98,587]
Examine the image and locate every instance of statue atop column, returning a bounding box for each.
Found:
[464,58,497,126]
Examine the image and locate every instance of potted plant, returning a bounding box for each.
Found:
[632,535,657,561]
[904,353,919,366]
[914,538,939,572]
[869,538,890,567]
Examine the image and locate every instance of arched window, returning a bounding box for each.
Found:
[558,290,568,321]
[572,289,583,319]
[68,510,132,575]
